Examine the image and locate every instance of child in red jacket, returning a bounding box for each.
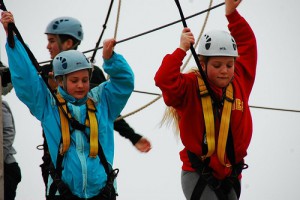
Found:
[154,0,257,199]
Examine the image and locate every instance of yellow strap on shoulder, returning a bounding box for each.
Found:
[86,99,98,158]
[56,93,71,155]
[56,94,99,158]
[197,76,215,160]
[197,75,234,167]
[217,83,234,167]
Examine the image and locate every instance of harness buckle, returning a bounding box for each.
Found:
[225,96,234,103]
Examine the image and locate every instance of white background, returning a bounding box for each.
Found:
[0,0,300,199]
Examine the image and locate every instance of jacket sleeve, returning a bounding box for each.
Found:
[114,117,142,145]
[2,101,16,163]
[100,52,134,120]
[227,10,257,96]
[154,48,195,107]
[5,36,49,121]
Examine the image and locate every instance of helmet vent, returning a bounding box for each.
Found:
[52,19,70,30]
[231,38,237,50]
[56,57,68,69]
[204,34,211,50]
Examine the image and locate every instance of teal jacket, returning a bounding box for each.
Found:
[6,36,134,198]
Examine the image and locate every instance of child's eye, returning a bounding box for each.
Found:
[213,64,221,69]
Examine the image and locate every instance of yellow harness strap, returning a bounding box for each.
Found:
[56,94,71,155]
[56,93,98,158]
[217,83,233,167]
[197,76,215,160]
[86,99,99,158]
[197,76,234,167]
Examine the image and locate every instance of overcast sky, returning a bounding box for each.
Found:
[1,0,300,199]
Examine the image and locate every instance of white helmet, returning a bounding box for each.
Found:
[198,30,238,57]
[53,50,92,77]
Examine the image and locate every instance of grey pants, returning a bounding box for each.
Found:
[181,170,239,200]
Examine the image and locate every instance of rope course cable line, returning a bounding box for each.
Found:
[90,0,115,64]
[82,2,225,55]
[38,3,224,64]
[115,1,214,121]
[36,1,300,117]
[113,0,122,40]
[124,89,300,113]
[181,0,213,72]
[249,106,300,113]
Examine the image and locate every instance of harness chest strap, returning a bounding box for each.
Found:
[217,83,233,167]
[197,76,234,167]
[197,77,215,159]
[86,99,99,158]
[57,94,71,155]
[56,93,99,158]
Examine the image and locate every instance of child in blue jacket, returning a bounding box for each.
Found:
[1,11,134,199]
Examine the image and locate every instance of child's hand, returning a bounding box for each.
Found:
[47,71,58,91]
[134,137,152,153]
[179,28,195,52]
[225,0,241,15]
[0,11,14,35]
[102,38,116,60]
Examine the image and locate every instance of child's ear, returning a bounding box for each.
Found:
[63,39,74,50]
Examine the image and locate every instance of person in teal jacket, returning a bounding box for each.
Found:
[1,11,134,200]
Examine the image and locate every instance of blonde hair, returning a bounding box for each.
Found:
[160,106,180,135]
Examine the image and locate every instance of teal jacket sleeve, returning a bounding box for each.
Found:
[5,36,49,121]
[96,52,134,121]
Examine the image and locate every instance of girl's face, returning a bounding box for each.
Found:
[46,34,71,59]
[61,69,90,99]
[203,56,235,88]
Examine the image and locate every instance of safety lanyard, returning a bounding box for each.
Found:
[56,93,99,158]
[197,75,234,167]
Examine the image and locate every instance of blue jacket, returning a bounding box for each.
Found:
[6,36,134,198]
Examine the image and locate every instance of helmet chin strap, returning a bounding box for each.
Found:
[62,76,68,93]
[55,35,64,52]
[71,41,80,50]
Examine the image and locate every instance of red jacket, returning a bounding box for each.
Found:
[154,10,257,180]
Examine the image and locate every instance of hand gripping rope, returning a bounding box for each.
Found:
[0,0,89,133]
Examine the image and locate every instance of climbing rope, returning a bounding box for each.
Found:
[81,2,225,54]
[114,0,122,40]
[38,3,224,65]
[36,1,300,121]
[115,1,214,121]
[116,95,162,121]
[249,106,300,113]
[90,0,115,63]
[181,0,213,72]
[37,1,220,121]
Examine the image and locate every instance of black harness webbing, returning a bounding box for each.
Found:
[47,98,118,200]
[48,141,119,200]
[188,150,247,200]
[189,77,245,200]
